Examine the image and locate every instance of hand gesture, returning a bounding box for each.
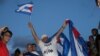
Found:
[62,20,68,27]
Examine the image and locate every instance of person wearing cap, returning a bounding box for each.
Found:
[0,27,13,56]
[28,20,68,56]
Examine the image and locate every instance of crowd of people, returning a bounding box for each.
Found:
[87,28,100,56]
[0,20,100,56]
[0,27,42,56]
[0,20,67,56]
[13,43,41,56]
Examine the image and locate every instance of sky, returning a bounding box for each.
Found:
[0,0,100,54]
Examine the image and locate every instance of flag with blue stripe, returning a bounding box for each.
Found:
[69,20,88,56]
[49,33,70,56]
[16,2,33,15]
[48,19,88,56]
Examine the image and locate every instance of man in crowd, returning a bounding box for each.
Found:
[88,35,97,56]
[28,20,68,56]
[31,44,40,56]
[0,27,13,56]
[24,43,40,56]
[91,28,100,56]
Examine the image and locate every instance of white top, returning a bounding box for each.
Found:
[93,36,96,40]
[31,51,39,55]
[38,36,58,56]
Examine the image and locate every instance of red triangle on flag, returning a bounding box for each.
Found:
[72,27,80,39]
[29,7,32,12]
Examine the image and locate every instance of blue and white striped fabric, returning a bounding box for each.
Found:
[49,33,70,56]
[49,20,88,56]
[16,2,33,15]
[69,20,88,56]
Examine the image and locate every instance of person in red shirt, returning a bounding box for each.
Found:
[0,27,13,56]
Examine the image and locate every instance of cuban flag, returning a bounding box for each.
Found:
[49,33,70,56]
[57,33,70,56]
[49,19,88,56]
[16,2,33,15]
[69,20,88,56]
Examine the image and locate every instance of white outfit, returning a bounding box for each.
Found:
[38,36,58,56]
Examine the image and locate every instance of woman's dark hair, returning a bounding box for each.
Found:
[3,27,9,31]
[91,28,98,34]
[89,35,94,41]
[0,36,1,41]
[14,48,21,56]
[1,30,13,37]
[32,43,36,47]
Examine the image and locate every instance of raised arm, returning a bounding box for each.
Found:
[28,22,40,44]
[55,20,68,37]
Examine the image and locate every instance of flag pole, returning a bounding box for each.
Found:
[29,15,31,22]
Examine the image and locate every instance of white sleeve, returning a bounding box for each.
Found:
[38,40,44,48]
[51,36,57,44]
